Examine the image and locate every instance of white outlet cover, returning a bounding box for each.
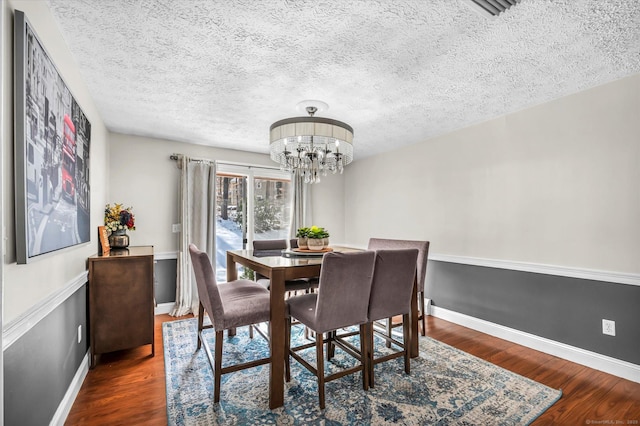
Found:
[602,319,616,336]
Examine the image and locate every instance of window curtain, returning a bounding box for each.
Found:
[289,169,312,237]
[171,156,217,317]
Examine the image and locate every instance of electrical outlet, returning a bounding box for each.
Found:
[172,223,181,233]
[77,325,83,343]
[602,319,616,336]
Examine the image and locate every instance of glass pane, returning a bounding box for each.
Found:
[215,174,246,281]
[253,177,291,242]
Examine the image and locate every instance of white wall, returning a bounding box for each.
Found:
[345,74,640,274]
[2,0,109,323]
[1,0,7,419]
[310,171,345,244]
[108,133,345,253]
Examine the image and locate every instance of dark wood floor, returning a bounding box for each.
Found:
[65,314,640,425]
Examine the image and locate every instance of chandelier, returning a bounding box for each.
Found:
[269,103,354,184]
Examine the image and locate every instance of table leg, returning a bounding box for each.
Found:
[226,252,238,281]
[269,269,286,409]
[226,252,238,337]
[410,279,419,358]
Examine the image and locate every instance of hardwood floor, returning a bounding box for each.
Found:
[65,314,640,425]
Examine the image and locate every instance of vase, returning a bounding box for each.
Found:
[109,229,130,249]
[297,237,308,250]
[323,237,330,248]
[307,238,324,251]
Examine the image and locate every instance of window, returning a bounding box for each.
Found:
[215,164,291,281]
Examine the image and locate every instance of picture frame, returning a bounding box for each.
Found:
[14,10,91,264]
[98,226,110,256]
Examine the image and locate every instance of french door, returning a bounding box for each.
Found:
[215,164,292,281]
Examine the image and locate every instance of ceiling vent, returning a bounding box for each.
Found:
[463,0,522,18]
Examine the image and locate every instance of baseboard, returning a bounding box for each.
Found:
[155,302,175,315]
[50,350,89,426]
[431,306,640,384]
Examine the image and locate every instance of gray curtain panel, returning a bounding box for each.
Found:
[288,169,312,239]
[172,156,217,317]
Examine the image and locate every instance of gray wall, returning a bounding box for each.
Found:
[426,261,640,365]
[2,257,175,425]
[4,285,88,425]
[155,258,177,304]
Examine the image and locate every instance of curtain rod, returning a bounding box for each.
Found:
[169,154,281,171]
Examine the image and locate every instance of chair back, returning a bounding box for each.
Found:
[367,238,429,292]
[189,244,225,329]
[368,248,419,322]
[253,239,298,251]
[252,239,298,259]
[313,251,376,333]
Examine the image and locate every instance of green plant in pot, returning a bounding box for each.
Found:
[296,227,310,249]
[307,225,329,251]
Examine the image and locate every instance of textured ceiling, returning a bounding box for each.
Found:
[47,0,640,160]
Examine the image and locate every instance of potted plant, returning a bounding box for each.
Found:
[296,227,310,249]
[307,225,329,251]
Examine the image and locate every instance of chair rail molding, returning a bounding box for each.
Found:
[429,253,640,287]
[155,251,178,260]
[2,271,87,351]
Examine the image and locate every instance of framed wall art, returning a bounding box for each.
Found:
[98,226,110,256]
[14,10,91,264]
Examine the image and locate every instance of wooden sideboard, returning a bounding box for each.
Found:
[88,245,155,368]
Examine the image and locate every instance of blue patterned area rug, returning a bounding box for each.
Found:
[163,318,561,425]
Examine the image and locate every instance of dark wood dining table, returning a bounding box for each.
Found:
[226,246,420,409]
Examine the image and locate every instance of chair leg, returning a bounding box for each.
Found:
[197,303,205,350]
[385,317,392,348]
[285,317,291,382]
[359,324,369,391]
[249,324,254,339]
[419,292,426,336]
[214,330,224,403]
[403,313,411,374]
[367,322,375,388]
[327,330,335,361]
[316,332,326,409]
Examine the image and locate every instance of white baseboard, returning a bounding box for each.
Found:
[431,306,640,384]
[50,351,89,426]
[155,302,175,315]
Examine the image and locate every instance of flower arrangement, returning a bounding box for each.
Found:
[105,203,135,233]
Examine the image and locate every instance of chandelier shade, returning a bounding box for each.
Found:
[269,108,354,183]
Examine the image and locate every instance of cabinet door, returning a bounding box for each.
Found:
[90,256,154,354]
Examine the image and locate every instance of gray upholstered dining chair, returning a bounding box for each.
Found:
[252,239,320,340]
[252,239,319,292]
[189,243,271,403]
[367,238,430,340]
[285,251,376,409]
[365,248,419,386]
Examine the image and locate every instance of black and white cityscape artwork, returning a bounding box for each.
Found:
[15,11,91,263]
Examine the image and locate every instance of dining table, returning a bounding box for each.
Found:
[226,246,420,409]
